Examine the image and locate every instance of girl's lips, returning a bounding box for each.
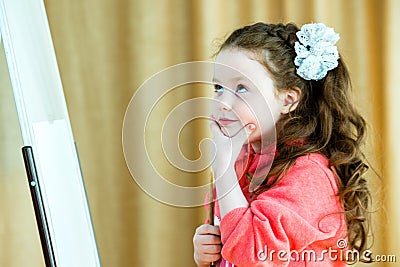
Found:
[218,118,238,126]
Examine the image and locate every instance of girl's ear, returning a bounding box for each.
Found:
[280,87,301,114]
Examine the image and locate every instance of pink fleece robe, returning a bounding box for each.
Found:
[206,151,347,266]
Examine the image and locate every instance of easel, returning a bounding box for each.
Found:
[0,1,101,266]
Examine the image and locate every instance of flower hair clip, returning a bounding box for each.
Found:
[294,23,340,81]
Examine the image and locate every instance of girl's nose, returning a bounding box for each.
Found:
[221,104,231,111]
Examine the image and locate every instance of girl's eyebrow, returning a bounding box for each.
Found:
[212,76,248,84]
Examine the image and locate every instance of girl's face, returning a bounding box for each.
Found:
[212,49,287,151]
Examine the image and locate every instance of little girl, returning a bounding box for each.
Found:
[193,22,371,266]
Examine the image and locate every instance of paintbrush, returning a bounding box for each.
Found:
[209,171,215,266]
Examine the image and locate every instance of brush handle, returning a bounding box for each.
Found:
[209,172,215,267]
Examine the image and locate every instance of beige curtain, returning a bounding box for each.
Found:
[1,0,398,266]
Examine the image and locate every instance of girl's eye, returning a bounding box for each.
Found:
[214,84,224,93]
[236,85,248,93]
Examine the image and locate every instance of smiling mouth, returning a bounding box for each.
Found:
[218,118,238,126]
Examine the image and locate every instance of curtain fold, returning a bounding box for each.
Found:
[1,1,398,266]
[383,0,400,262]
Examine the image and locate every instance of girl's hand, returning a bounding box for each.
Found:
[193,224,222,267]
[210,120,255,178]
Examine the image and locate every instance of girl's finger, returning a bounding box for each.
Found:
[199,244,222,254]
[194,252,221,265]
[195,234,221,246]
[247,123,256,131]
[195,224,221,236]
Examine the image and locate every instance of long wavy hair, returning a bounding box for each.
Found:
[218,22,371,255]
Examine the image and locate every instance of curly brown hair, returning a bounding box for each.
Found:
[218,22,371,255]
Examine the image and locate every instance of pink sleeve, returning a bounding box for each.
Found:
[219,154,346,266]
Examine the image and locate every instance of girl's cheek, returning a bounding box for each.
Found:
[211,102,219,114]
